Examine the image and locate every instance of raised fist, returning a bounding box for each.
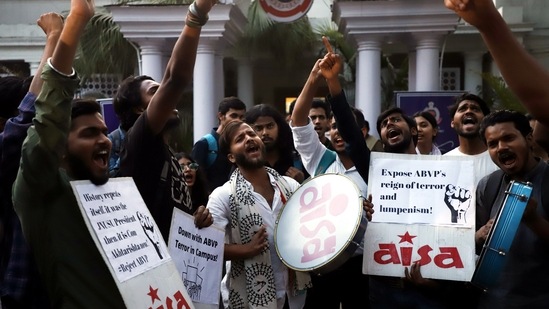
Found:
[444,184,472,223]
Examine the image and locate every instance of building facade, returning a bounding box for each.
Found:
[1,0,548,141]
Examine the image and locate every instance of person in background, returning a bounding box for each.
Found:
[191,96,246,192]
[363,118,384,152]
[245,103,307,183]
[0,77,31,134]
[413,111,441,155]
[309,99,334,151]
[0,11,63,309]
[175,152,210,212]
[109,74,154,177]
[526,114,549,162]
[444,93,498,185]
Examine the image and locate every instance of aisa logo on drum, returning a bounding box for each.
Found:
[373,232,464,268]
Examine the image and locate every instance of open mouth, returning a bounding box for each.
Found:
[246,142,260,154]
[332,136,345,148]
[498,151,517,168]
[184,173,194,182]
[94,149,109,169]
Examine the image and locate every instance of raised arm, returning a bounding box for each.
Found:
[29,13,64,95]
[319,37,371,183]
[51,0,94,74]
[291,59,323,127]
[445,0,549,125]
[146,0,216,134]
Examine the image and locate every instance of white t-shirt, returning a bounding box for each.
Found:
[444,147,499,186]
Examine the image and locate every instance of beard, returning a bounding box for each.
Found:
[457,129,480,139]
[65,153,109,185]
[383,133,413,154]
[263,139,276,152]
[233,150,267,170]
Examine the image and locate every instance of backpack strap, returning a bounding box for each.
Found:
[314,149,337,176]
[204,133,218,168]
[483,169,505,210]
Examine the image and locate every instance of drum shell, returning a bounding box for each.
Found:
[471,180,532,291]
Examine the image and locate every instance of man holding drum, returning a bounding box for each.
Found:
[444,0,549,307]
[290,38,373,309]
[206,120,312,309]
[474,110,549,308]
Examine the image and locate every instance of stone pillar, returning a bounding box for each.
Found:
[237,57,254,109]
[140,42,165,82]
[193,42,217,142]
[415,35,441,91]
[464,52,484,94]
[408,51,417,91]
[215,53,225,106]
[355,38,381,138]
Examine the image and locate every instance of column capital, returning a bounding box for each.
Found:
[412,34,443,50]
[355,36,382,51]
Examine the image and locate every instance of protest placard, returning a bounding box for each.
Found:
[363,153,477,281]
[168,208,224,307]
[71,177,194,309]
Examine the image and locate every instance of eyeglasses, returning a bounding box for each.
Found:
[180,162,199,171]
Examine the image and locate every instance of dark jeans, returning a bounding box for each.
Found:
[304,255,370,309]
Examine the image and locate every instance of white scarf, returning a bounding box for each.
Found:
[227,167,311,309]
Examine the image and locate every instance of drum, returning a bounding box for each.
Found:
[471,180,533,291]
[274,173,367,275]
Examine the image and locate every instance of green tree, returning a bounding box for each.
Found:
[478,72,526,113]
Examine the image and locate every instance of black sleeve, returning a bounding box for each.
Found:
[327,91,371,184]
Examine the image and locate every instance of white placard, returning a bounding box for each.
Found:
[71,178,195,309]
[168,208,225,306]
[363,153,477,281]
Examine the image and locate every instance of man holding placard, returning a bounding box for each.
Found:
[11,0,127,307]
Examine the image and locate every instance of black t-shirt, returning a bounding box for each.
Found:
[119,113,192,241]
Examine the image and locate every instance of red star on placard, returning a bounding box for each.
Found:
[398,231,416,244]
[147,285,160,303]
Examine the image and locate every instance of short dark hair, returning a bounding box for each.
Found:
[71,99,102,123]
[113,75,153,131]
[377,107,418,146]
[244,103,295,158]
[351,107,366,130]
[448,93,490,118]
[479,110,532,144]
[311,99,331,118]
[218,120,246,158]
[376,107,416,135]
[218,96,246,115]
[0,76,32,118]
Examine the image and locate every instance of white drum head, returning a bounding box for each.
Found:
[275,174,363,273]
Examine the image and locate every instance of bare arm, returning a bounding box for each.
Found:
[291,59,323,127]
[29,13,64,95]
[51,0,95,75]
[146,0,216,134]
[445,0,549,125]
